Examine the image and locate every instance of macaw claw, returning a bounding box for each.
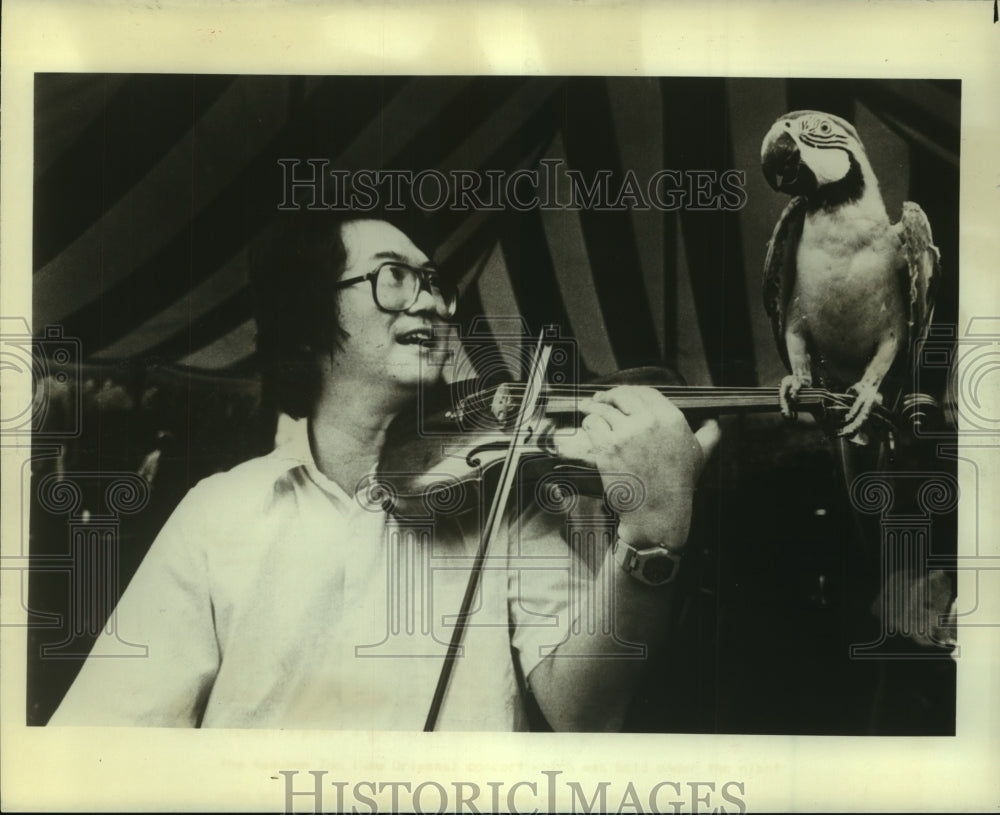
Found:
[779,374,811,420]
[839,382,884,437]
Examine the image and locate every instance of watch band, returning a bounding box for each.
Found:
[614,539,683,586]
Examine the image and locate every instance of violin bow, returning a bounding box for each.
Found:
[423,332,552,731]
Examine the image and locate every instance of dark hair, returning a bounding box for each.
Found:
[248,210,355,419]
[248,209,440,419]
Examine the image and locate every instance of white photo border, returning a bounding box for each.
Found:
[2,1,998,812]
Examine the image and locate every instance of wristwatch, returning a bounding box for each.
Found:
[614,539,683,586]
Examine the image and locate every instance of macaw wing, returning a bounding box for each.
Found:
[898,201,941,350]
[762,196,806,372]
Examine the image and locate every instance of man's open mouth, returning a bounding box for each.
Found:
[396,328,435,345]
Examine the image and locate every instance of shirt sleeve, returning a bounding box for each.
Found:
[47,485,221,727]
[507,497,603,681]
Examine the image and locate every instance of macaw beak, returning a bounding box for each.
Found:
[761,129,812,195]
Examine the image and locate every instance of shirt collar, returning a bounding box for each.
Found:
[271,414,355,505]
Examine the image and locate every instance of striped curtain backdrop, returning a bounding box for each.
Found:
[32,75,959,400]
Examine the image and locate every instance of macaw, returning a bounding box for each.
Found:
[760,110,939,437]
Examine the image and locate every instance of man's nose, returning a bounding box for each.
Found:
[407,284,439,315]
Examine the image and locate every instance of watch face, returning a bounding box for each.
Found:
[642,556,677,585]
[616,541,680,586]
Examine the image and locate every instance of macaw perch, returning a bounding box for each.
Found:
[760,110,940,437]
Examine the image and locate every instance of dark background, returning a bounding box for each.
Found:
[28,75,959,731]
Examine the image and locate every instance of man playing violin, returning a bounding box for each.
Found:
[50,213,719,731]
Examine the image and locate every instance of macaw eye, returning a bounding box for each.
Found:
[820,122,831,133]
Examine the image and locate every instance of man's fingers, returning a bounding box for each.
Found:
[551,428,596,465]
[694,419,722,458]
[580,412,614,445]
[592,385,663,416]
[578,399,626,432]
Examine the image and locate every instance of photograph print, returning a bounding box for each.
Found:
[25,74,960,736]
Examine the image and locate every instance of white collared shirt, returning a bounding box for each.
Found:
[50,420,585,730]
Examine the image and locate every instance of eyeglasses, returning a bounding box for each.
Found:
[333,261,457,318]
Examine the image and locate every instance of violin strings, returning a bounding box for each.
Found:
[455,384,812,408]
[448,381,894,435]
[469,384,819,400]
[453,382,866,420]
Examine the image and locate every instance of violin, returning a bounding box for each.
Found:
[375,364,912,519]
[410,335,938,731]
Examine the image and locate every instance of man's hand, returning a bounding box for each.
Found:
[567,385,720,550]
[528,386,721,731]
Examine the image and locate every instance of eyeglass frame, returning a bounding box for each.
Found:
[333,260,457,318]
